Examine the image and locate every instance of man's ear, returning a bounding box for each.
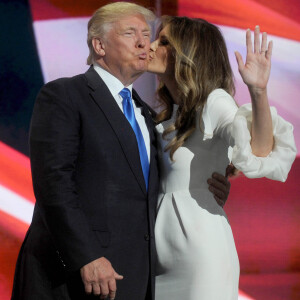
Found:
[92,38,105,57]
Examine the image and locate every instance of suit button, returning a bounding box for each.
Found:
[144,234,150,241]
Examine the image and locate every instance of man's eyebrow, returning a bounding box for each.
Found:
[123,26,136,31]
[122,26,151,34]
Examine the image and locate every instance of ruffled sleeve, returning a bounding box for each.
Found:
[231,104,297,182]
[202,89,297,182]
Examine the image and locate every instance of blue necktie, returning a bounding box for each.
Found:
[120,88,149,190]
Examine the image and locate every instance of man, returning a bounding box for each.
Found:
[11,2,230,300]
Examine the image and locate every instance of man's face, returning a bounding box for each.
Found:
[96,14,151,85]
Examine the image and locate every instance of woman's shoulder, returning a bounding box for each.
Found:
[208,88,230,96]
[200,89,238,140]
[206,88,236,107]
[204,88,238,119]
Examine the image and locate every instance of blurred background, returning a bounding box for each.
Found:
[0,0,299,299]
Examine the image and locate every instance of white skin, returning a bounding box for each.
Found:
[81,14,152,300]
[92,14,151,86]
[148,24,274,157]
[81,14,232,300]
[235,27,274,155]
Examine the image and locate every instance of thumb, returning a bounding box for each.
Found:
[225,164,235,178]
[114,271,124,280]
[234,51,244,72]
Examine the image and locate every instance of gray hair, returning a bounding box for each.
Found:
[86,2,155,65]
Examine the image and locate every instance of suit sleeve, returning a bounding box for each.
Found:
[30,79,102,271]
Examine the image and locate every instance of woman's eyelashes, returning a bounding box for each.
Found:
[159,37,169,46]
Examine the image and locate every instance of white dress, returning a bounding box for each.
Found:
[154,89,296,300]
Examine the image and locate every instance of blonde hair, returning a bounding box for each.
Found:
[87,2,155,65]
[156,16,235,160]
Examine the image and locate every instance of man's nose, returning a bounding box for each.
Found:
[136,33,146,48]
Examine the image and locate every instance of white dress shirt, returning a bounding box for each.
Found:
[93,64,150,162]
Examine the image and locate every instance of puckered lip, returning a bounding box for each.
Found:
[138,52,147,59]
[148,54,155,61]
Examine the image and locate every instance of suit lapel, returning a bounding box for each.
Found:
[85,67,147,195]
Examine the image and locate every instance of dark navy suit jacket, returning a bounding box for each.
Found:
[12,67,159,300]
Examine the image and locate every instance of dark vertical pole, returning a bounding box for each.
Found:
[0,0,44,156]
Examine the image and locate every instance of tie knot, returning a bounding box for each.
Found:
[119,88,131,100]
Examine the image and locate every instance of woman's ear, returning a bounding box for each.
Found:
[92,38,105,57]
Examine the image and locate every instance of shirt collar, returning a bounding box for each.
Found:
[93,63,133,105]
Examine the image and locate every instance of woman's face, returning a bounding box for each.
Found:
[147,25,174,77]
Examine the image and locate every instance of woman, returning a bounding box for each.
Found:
[147,17,296,299]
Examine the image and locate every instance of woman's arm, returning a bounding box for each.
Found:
[235,26,274,156]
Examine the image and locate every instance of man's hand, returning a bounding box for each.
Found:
[207,172,231,208]
[80,257,123,299]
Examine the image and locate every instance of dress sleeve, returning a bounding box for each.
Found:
[231,104,297,182]
[202,89,238,143]
[202,89,297,182]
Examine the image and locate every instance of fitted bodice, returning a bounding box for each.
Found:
[156,105,231,194]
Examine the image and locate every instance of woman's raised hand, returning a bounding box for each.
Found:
[235,26,273,92]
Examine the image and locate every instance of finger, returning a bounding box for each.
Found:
[212,172,229,185]
[92,282,101,296]
[225,165,235,177]
[114,271,123,280]
[84,282,92,294]
[254,25,260,53]
[108,279,117,300]
[246,28,252,54]
[99,282,109,299]
[234,51,244,71]
[208,179,226,192]
[208,179,228,194]
[261,32,267,52]
[208,184,225,199]
[214,195,225,207]
[207,178,227,192]
[266,40,273,60]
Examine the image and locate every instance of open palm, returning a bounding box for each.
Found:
[235,26,273,91]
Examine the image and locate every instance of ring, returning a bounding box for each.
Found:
[260,50,267,54]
